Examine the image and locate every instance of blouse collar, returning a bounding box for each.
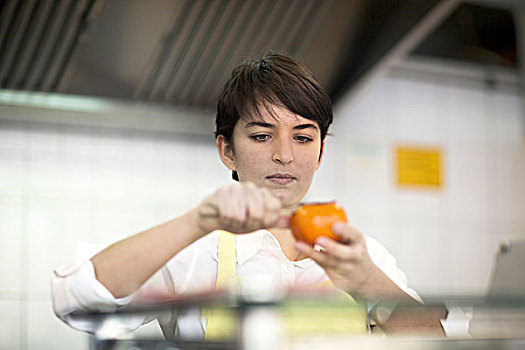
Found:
[235,229,314,268]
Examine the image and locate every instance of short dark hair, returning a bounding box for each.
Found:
[215,52,333,181]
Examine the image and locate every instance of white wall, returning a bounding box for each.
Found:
[0,59,524,348]
[308,62,525,296]
[0,123,230,349]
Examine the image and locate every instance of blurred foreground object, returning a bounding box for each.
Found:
[71,287,525,350]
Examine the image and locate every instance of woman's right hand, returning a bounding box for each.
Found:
[195,182,286,235]
[89,184,286,299]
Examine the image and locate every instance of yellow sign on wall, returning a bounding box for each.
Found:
[396,146,442,188]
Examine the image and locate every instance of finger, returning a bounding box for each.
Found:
[217,187,232,220]
[244,184,265,225]
[295,241,315,257]
[219,185,241,223]
[218,185,248,229]
[295,241,339,269]
[261,188,282,227]
[315,236,359,262]
[331,222,365,245]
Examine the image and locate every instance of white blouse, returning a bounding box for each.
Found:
[51,230,420,339]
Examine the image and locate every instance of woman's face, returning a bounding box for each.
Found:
[217,104,323,210]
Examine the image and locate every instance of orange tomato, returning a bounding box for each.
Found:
[290,202,348,245]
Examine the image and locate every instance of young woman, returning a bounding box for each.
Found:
[52,53,441,339]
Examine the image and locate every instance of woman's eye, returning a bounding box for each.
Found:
[251,134,270,142]
[295,136,313,143]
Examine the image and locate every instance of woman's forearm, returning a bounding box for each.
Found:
[90,182,285,299]
[368,275,447,335]
[91,208,204,298]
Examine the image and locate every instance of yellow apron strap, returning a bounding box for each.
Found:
[204,231,239,340]
[215,230,240,289]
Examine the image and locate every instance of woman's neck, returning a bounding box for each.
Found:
[269,228,306,261]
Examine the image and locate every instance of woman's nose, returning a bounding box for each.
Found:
[272,138,293,164]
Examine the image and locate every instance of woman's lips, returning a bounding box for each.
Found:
[266,173,296,185]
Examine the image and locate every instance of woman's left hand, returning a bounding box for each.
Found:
[295,221,402,301]
[296,223,448,333]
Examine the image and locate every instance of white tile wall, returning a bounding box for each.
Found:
[0,203,22,293]
[493,92,523,145]
[27,199,73,297]
[331,72,525,295]
[0,60,523,348]
[493,159,525,221]
[27,300,88,350]
[0,300,20,349]
[0,123,231,348]
[396,79,442,142]
[445,86,491,143]
[0,156,26,197]
[446,151,490,219]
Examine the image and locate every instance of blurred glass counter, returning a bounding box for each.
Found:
[73,291,525,350]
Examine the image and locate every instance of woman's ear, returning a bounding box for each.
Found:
[216,135,236,171]
[316,141,325,170]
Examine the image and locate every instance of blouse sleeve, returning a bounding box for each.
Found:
[365,235,422,303]
[51,242,169,335]
[51,234,218,336]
